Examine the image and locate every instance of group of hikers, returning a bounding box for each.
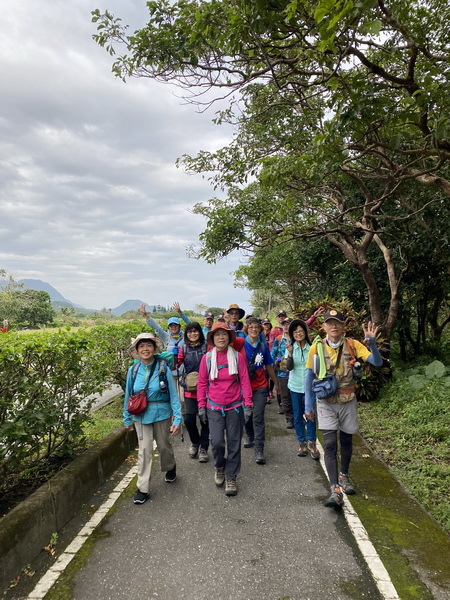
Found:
[123,302,382,508]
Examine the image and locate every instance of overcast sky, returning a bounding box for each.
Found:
[0,0,252,312]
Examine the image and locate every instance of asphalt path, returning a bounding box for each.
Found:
[69,402,383,600]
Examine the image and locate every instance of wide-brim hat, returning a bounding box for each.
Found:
[129,333,164,358]
[227,303,245,320]
[323,309,345,323]
[206,322,236,347]
[288,319,311,345]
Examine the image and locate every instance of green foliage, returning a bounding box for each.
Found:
[359,365,450,531]
[0,322,147,493]
[92,1,450,346]
[407,360,450,390]
[0,285,54,329]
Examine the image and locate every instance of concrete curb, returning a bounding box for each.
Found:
[0,427,137,589]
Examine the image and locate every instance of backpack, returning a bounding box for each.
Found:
[180,342,207,392]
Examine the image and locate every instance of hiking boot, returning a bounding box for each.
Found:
[308,441,320,460]
[339,473,356,495]
[297,442,308,457]
[188,443,199,459]
[225,476,238,496]
[243,436,255,448]
[324,486,344,508]
[214,467,225,487]
[164,466,177,483]
[133,490,149,505]
[255,449,266,465]
[198,448,209,463]
[286,420,294,429]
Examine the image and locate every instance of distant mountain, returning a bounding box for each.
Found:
[17,279,86,309]
[1,277,158,316]
[111,299,154,316]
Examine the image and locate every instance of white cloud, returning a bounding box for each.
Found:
[0,0,251,312]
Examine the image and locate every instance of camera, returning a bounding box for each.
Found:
[352,361,363,381]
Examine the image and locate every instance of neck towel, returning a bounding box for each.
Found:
[209,346,238,380]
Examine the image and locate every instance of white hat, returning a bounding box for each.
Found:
[129,333,164,358]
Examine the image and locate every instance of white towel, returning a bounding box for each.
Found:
[209,346,238,380]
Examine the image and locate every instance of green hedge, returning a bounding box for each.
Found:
[0,322,147,490]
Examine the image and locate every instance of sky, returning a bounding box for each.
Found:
[0,0,252,312]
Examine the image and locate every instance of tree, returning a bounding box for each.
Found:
[92,0,450,341]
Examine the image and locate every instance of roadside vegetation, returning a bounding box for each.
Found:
[359,354,450,533]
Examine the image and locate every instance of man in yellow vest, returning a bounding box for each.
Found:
[305,310,382,508]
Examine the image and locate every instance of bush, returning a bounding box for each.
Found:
[0,322,146,493]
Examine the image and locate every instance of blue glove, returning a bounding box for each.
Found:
[198,407,207,425]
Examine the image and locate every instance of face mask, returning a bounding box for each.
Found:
[326,336,343,349]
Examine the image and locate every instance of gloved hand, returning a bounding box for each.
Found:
[198,407,208,425]
[244,405,253,423]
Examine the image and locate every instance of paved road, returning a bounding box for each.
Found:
[69,403,383,600]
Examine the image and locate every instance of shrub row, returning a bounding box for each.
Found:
[0,322,146,491]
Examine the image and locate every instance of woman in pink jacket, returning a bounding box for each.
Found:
[197,322,253,497]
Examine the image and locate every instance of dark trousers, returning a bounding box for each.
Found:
[244,386,268,450]
[207,406,244,478]
[184,395,209,450]
[277,377,293,423]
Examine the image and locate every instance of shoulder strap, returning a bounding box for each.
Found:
[132,360,158,393]
[346,338,356,361]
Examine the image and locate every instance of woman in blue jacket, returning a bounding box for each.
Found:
[124,333,182,505]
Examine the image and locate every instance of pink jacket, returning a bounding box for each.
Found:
[197,349,253,410]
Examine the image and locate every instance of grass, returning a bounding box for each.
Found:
[358,366,450,533]
[83,398,124,445]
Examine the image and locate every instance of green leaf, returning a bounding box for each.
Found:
[425,360,446,380]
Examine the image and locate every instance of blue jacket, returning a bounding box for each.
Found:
[271,334,289,378]
[123,359,182,427]
[146,313,189,373]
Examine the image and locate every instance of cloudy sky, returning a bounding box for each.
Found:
[0,0,252,312]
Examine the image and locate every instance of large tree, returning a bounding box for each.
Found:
[93,0,450,339]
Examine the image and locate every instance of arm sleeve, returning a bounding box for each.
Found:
[177,345,185,368]
[196,355,209,408]
[263,344,273,366]
[365,338,383,367]
[145,316,169,346]
[123,367,134,426]
[238,354,253,406]
[305,368,316,413]
[305,314,316,327]
[166,366,182,426]
[271,337,279,361]
[179,311,190,324]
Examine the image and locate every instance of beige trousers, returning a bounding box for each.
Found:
[135,418,176,494]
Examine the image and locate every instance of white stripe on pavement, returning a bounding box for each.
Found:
[27,464,137,600]
[316,440,400,600]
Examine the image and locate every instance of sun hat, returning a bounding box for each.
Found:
[288,319,311,345]
[206,322,236,347]
[167,317,181,326]
[129,333,164,358]
[226,304,245,320]
[323,310,345,323]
